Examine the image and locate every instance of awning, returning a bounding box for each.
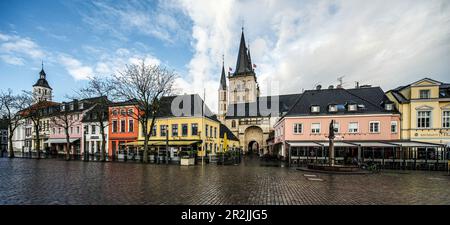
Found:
[315,141,358,147]
[350,141,399,147]
[44,138,80,144]
[123,140,201,146]
[287,141,322,147]
[389,141,443,147]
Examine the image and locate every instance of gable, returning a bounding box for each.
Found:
[415,105,434,110]
[411,78,441,87]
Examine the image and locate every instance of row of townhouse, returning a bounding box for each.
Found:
[271,78,450,169]
[11,97,108,158]
[9,66,238,161]
[11,95,239,160]
[108,94,239,161]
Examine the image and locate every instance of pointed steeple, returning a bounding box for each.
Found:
[39,61,46,79]
[33,61,52,89]
[233,28,254,76]
[219,56,227,90]
[247,44,253,71]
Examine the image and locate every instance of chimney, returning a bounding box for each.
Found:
[356,82,359,88]
[336,84,342,89]
[316,85,322,90]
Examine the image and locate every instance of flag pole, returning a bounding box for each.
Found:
[202,88,205,166]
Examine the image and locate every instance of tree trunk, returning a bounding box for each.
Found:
[143,133,149,163]
[100,121,106,162]
[35,123,41,159]
[8,130,15,158]
[65,129,70,161]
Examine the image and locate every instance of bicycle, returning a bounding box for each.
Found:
[360,161,381,173]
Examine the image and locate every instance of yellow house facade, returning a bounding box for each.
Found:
[386,78,450,146]
[135,94,239,158]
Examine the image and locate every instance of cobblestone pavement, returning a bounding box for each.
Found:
[0,157,449,205]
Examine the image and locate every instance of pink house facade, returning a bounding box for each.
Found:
[47,98,102,158]
[275,114,400,144]
[272,86,401,164]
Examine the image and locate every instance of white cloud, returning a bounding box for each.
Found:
[73,0,190,44]
[86,46,161,76]
[0,55,24,65]
[59,54,94,80]
[173,0,450,113]
[0,32,45,65]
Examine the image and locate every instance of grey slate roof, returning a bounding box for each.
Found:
[388,78,450,102]
[225,93,302,118]
[33,69,52,89]
[220,123,239,141]
[232,30,254,76]
[284,87,397,117]
[219,65,227,90]
[118,94,218,122]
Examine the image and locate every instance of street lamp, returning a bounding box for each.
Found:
[84,127,88,162]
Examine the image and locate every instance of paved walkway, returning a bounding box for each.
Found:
[0,157,449,204]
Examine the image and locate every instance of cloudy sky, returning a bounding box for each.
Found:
[0,0,449,112]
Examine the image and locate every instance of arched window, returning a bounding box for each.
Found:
[231,120,236,128]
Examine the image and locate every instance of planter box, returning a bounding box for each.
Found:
[180,158,195,166]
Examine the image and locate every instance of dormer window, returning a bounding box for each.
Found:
[311,105,320,113]
[328,104,337,112]
[385,103,393,111]
[61,105,65,111]
[79,102,84,110]
[347,104,357,112]
[419,89,430,99]
[69,103,74,111]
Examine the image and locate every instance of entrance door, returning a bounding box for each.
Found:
[248,141,259,156]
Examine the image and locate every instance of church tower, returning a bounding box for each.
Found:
[218,58,227,121]
[228,28,259,104]
[32,62,52,103]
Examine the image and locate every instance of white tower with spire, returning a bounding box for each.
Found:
[32,62,52,103]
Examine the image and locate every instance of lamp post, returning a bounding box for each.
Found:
[166,131,169,164]
[328,119,336,166]
[83,127,88,162]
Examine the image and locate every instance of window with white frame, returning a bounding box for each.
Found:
[348,104,357,111]
[443,111,450,128]
[128,119,134,132]
[112,120,117,133]
[348,122,359,133]
[419,89,430,99]
[120,120,126,132]
[391,121,398,133]
[328,104,337,112]
[417,111,431,128]
[311,123,320,134]
[293,123,303,134]
[369,121,380,133]
[311,106,320,113]
[333,122,340,133]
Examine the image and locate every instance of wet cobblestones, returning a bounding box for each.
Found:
[0,158,449,205]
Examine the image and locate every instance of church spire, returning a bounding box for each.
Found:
[39,60,46,79]
[219,55,227,90]
[233,28,254,76]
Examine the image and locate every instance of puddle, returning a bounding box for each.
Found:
[304,174,317,177]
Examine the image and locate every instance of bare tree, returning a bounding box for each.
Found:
[76,77,114,162]
[21,91,55,159]
[0,89,32,158]
[49,103,78,161]
[112,61,176,163]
